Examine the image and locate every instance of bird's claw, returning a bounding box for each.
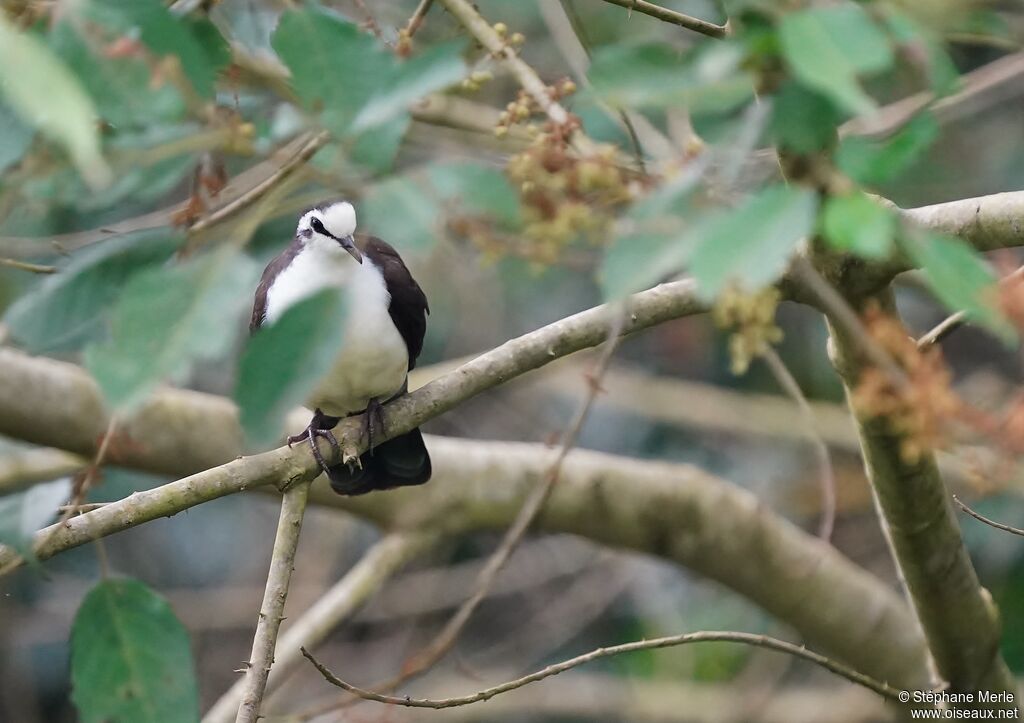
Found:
[290,425,341,475]
[362,398,387,453]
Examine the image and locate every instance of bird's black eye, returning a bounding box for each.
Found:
[310,217,327,235]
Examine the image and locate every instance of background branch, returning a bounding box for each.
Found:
[301,630,901,709]
[587,0,728,38]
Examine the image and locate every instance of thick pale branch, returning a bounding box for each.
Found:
[900,192,1024,254]
[0,346,931,686]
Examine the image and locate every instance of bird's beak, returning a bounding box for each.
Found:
[340,235,362,264]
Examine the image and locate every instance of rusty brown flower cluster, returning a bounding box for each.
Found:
[852,304,960,463]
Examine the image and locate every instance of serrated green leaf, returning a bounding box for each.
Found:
[4,231,184,353]
[769,81,842,154]
[589,41,754,113]
[71,578,199,723]
[236,289,347,447]
[85,249,257,411]
[363,175,439,252]
[689,185,818,300]
[780,5,894,115]
[903,231,1014,341]
[821,193,895,259]
[0,101,34,174]
[273,9,465,142]
[0,16,111,188]
[837,113,938,186]
[83,0,220,98]
[0,478,71,558]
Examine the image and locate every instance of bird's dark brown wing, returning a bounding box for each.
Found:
[360,235,429,369]
[249,238,301,333]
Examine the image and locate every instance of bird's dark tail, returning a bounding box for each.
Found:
[326,428,431,496]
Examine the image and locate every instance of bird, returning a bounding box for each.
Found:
[248,200,431,495]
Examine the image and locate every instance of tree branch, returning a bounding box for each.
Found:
[235,481,312,723]
[437,0,573,127]
[301,631,901,709]
[0,344,932,686]
[203,531,437,723]
[823,288,1017,706]
[953,495,1024,538]
[586,0,729,38]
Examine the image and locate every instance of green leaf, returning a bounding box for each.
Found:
[821,193,895,259]
[885,11,959,95]
[601,232,694,300]
[0,478,71,558]
[273,9,465,139]
[779,5,894,115]
[236,289,348,447]
[769,81,842,154]
[83,0,220,98]
[689,185,818,300]
[50,22,184,128]
[349,113,410,174]
[352,40,466,132]
[589,41,754,113]
[71,578,199,723]
[0,16,111,188]
[902,231,1014,341]
[85,249,257,411]
[0,100,34,173]
[4,231,183,353]
[363,162,521,252]
[836,113,938,186]
[363,175,439,252]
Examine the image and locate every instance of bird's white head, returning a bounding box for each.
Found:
[297,201,362,264]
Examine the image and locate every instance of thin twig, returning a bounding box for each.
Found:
[203,532,436,723]
[953,495,1024,537]
[588,0,728,38]
[352,0,385,41]
[917,311,966,350]
[322,308,628,706]
[541,0,654,170]
[235,481,312,723]
[301,630,902,709]
[916,265,1024,350]
[791,257,910,389]
[761,347,836,541]
[438,0,573,127]
[404,0,435,38]
[0,258,56,273]
[188,131,329,235]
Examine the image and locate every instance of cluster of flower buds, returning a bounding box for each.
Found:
[461,69,495,93]
[711,286,784,375]
[493,79,576,138]
[505,119,635,263]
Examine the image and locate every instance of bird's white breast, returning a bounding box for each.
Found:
[264,243,409,417]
